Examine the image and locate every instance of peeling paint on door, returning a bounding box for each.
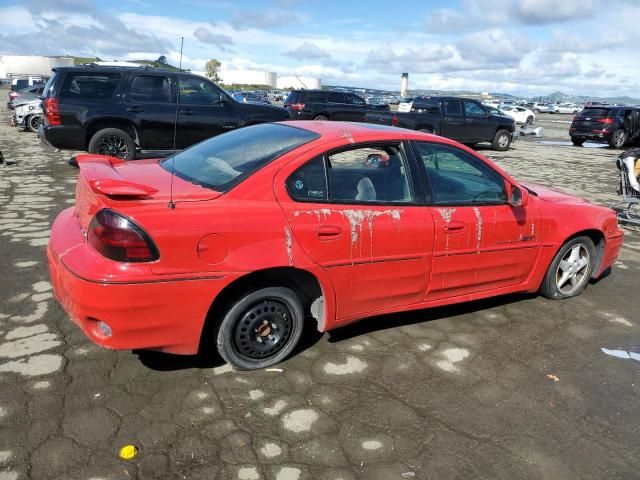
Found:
[284,226,294,266]
[473,207,483,250]
[437,208,456,223]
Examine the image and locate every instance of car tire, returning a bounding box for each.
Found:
[491,129,511,151]
[313,114,329,121]
[525,116,534,125]
[216,287,305,370]
[540,236,595,300]
[27,114,42,133]
[608,129,627,149]
[88,128,136,160]
[571,137,585,146]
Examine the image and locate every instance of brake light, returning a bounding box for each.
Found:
[290,103,305,112]
[44,98,61,126]
[88,210,159,262]
[597,118,614,125]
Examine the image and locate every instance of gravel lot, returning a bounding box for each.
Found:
[1,99,640,480]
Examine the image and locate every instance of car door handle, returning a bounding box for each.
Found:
[126,106,143,113]
[317,225,342,238]
[443,221,465,232]
[180,109,195,115]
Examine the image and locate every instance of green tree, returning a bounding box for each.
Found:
[205,59,222,83]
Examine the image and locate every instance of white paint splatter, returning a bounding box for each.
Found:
[276,467,301,480]
[281,408,319,433]
[0,354,64,376]
[260,442,282,458]
[249,389,265,400]
[238,466,260,480]
[323,356,368,375]
[32,281,51,293]
[284,226,294,266]
[437,208,456,223]
[436,348,470,373]
[5,325,48,340]
[601,348,640,362]
[263,399,288,416]
[362,440,383,450]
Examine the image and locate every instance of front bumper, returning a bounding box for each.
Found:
[48,208,236,355]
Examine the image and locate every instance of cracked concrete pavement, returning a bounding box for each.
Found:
[1,99,639,479]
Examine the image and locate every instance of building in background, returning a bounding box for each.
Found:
[0,55,74,80]
[277,76,321,90]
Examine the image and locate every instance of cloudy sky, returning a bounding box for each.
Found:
[1,0,639,97]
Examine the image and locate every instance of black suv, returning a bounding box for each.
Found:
[283,89,387,122]
[570,106,640,148]
[40,66,289,159]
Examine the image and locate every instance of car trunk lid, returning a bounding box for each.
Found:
[74,154,221,230]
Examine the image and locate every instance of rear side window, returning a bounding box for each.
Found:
[129,75,173,103]
[59,73,121,100]
[161,123,319,191]
[444,99,462,115]
[328,92,345,103]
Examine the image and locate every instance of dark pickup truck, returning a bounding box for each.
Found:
[365,96,516,151]
[39,65,289,160]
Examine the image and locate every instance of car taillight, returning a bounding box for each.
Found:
[290,103,305,112]
[597,118,614,125]
[43,98,61,126]
[88,209,159,262]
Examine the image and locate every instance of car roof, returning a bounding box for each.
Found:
[281,121,460,145]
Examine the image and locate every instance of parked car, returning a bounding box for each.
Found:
[570,106,640,148]
[10,98,43,133]
[7,85,44,109]
[525,102,550,113]
[283,89,388,121]
[500,105,536,124]
[365,96,516,151]
[549,103,581,114]
[47,121,623,369]
[238,91,271,105]
[39,65,289,160]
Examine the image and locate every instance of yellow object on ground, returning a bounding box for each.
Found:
[119,445,138,460]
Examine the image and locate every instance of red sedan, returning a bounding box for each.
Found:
[48,122,623,369]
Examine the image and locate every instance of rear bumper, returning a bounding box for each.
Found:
[47,208,237,355]
[40,124,86,150]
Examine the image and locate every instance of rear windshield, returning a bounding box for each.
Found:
[578,108,611,117]
[284,92,302,104]
[161,123,320,191]
[59,73,121,100]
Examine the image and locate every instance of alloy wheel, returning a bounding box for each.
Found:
[555,243,590,295]
[97,134,130,159]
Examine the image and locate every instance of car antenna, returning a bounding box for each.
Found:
[169,36,184,210]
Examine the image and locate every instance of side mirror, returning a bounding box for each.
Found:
[508,184,528,207]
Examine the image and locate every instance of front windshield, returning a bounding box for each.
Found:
[161,123,319,191]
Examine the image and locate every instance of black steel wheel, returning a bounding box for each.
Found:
[216,287,304,370]
[88,127,135,160]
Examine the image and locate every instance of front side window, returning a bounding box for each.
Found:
[129,75,173,103]
[464,101,486,117]
[179,76,222,105]
[162,123,319,191]
[415,142,506,205]
[59,73,121,100]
